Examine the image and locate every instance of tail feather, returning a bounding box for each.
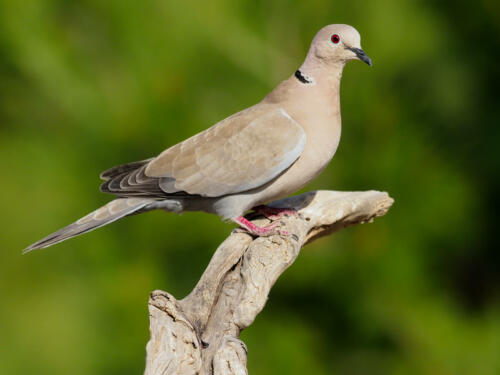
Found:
[24,198,154,253]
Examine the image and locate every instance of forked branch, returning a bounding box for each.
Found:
[144,190,394,375]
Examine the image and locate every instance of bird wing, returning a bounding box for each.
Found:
[144,106,306,197]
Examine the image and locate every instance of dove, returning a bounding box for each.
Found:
[25,24,372,252]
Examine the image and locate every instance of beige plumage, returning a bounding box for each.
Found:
[25,24,372,252]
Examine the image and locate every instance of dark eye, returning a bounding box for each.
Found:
[331,34,340,44]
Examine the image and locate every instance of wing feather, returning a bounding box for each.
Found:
[100,106,306,198]
[146,106,306,197]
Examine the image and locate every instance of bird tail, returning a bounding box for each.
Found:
[24,198,155,253]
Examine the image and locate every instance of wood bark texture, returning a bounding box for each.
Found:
[144,190,394,375]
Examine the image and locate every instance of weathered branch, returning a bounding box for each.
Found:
[144,190,394,375]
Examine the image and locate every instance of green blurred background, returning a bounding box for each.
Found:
[1,0,499,374]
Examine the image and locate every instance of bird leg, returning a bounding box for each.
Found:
[252,205,298,221]
[233,216,289,236]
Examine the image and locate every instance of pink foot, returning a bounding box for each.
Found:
[252,205,298,221]
[233,216,289,237]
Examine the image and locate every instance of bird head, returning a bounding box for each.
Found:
[308,24,372,67]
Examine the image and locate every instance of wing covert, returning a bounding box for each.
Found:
[145,107,306,197]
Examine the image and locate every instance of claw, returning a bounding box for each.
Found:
[233,216,285,237]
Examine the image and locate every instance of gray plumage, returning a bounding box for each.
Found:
[25,24,371,252]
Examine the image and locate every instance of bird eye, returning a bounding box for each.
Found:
[331,34,340,44]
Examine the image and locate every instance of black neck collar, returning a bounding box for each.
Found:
[295,70,313,84]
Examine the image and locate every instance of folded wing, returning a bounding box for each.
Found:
[102,106,306,198]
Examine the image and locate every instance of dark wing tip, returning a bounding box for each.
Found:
[99,158,153,181]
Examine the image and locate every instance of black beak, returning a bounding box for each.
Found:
[347,47,373,67]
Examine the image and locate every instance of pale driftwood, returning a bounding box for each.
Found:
[144,190,394,375]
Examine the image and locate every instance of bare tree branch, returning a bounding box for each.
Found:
[144,190,394,375]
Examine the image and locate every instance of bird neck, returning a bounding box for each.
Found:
[297,58,344,92]
[263,59,344,112]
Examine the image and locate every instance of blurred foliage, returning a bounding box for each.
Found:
[1,0,499,374]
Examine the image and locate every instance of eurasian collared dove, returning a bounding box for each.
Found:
[25,24,372,252]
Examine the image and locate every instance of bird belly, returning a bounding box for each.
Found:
[257,132,340,201]
[208,121,341,220]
